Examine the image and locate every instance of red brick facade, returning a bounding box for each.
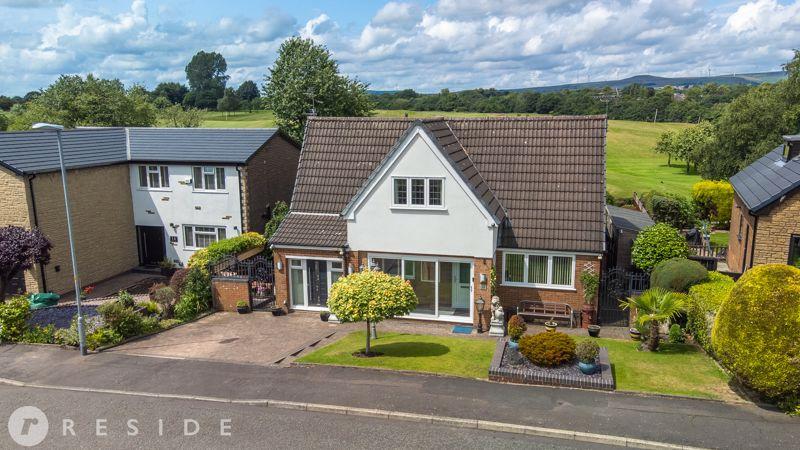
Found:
[211,277,250,311]
[727,192,757,273]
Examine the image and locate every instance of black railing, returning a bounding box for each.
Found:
[688,245,728,260]
[211,255,275,310]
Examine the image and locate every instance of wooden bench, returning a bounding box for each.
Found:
[517,300,575,328]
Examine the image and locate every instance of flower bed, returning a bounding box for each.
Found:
[489,338,615,391]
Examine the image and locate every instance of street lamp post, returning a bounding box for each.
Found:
[32,123,86,355]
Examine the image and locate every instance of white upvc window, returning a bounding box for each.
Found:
[192,166,226,191]
[392,177,444,208]
[138,165,169,189]
[502,251,575,289]
[183,225,226,249]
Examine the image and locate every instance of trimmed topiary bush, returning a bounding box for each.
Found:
[518,332,576,367]
[507,315,527,342]
[651,258,708,292]
[687,272,734,351]
[712,265,800,406]
[631,223,690,272]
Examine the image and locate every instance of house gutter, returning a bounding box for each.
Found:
[237,166,245,234]
[27,174,48,293]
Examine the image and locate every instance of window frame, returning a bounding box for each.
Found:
[501,251,576,290]
[192,166,227,192]
[137,165,170,190]
[789,235,800,268]
[390,176,446,209]
[183,225,227,250]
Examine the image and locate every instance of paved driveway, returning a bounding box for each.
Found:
[106,311,345,365]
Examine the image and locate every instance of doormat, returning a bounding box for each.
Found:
[452,325,473,334]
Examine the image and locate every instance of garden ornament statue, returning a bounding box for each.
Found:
[489,296,505,337]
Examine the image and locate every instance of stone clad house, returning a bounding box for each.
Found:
[727,134,800,272]
[0,127,299,296]
[269,116,606,327]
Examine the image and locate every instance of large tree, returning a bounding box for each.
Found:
[264,37,373,142]
[158,104,202,127]
[7,75,156,130]
[185,51,229,109]
[236,80,260,101]
[216,88,241,116]
[153,82,189,104]
[0,226,51,301]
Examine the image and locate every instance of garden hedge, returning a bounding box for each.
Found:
[712,265,800,404]
[518,332,576,367]
[687,272,734,351]
[650,258,708,292]
[691,180,734,227]
[631,223,691,272]
[187,232,266,269]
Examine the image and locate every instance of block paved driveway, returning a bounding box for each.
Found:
[106,311,350,365]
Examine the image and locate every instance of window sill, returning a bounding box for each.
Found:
[501,281,576,292]
[137,187,173,192]
[192,190,229,195]
[390,205,447,212]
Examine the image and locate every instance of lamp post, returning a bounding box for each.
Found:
[32,123,86,356]
[475,296,485,333]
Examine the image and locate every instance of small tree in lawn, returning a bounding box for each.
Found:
[327,269,417,356]
[0,226,51,301]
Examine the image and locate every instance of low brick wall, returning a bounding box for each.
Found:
[212,276,250,311]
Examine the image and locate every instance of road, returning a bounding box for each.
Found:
[0,385,618,449]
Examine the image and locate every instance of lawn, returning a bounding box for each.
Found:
[710,231,730,247]
[585,337,734,400]
[197,109,699,198]
[296,331,496,379]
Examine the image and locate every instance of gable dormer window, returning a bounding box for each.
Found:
[392,177,444,208]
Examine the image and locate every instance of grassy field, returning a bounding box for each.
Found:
[199,109,699,198]
[297,331,495,379]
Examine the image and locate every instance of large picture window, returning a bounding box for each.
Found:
[503,251,575,288]
[392,177,445,208]
[183,225,226,249]
[789,235,800,268]
[193,166,226,191]
[138,165,169,189]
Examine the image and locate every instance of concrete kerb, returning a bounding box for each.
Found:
[0,377,709,450]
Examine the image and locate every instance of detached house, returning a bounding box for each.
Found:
[270,116,606,327]
[0,127,299,296]
[728,134,800,272]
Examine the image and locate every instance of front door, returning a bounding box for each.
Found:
[307,259,329,307]
[137,226,166,266]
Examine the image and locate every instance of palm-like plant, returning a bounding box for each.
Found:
[620,288,685,351]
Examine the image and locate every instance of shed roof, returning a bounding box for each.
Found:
[730,145,800,214]
[606,205,654,231]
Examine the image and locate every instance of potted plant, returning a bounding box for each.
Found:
[236,300,249,314]
[506,315,526,350]
[544,319,558,332]
[580,270,600,327]
[271,307,285,316]
[629,327,642,341]
[320,311,331,322]
[80,285,95,301]
[588,324,601,337]
[576,340,600,374]
[159,258,177,277]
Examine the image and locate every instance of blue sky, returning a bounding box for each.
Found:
[0,0,798,95]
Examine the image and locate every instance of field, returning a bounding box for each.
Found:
[205,109,700,198]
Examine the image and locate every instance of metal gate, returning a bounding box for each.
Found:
[212,255,275,310]
[597,268,649,327]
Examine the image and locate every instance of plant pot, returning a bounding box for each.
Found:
[544,321,558,332]
[507,340,519,350]
[271,308,285,316]
[320,311,330,322]
[629,328,642,341]
[237,306,249,314]
[578,361,598,375]
[588,325,601,338]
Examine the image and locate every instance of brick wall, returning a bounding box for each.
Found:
[495,252,600,317]
[272,247,343,311]
[0,166,39,292]
[211,277,250,311]
[31,164,138,294]
[752,189,800,267]
[241,135,300,233]
[727,192,756,273]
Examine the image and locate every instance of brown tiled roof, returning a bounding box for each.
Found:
[269,213,347,248]
[275,116,606,253]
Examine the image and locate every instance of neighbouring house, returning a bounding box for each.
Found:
[728,134,800,273]
[605,205,654,271]
[269,116,607,328]
[0,127,299,296]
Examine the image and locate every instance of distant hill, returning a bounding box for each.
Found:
[369,71,787,95]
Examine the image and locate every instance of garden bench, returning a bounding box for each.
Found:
[517,300,575,328]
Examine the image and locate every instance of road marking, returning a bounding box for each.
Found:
[0,377,707,450]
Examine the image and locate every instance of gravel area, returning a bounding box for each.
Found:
[29,305,100,329]
[501,344,601,379]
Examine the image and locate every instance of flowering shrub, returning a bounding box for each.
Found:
[327,269,417,355]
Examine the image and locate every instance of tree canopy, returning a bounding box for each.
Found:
[158,104,202,127]
[216,87,241,114]
[264,37,372,142]
[153,82,189,104]
[0,226,51,301]
[236,80,260,101]
[6,74,157,130]
[185,50,229,109]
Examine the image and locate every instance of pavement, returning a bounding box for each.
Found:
[0,344,796,449]
[0,385,617,449]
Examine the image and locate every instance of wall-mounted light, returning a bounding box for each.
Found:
[348,264,354,274]
[479,273,487,290]
[276,260,283,271]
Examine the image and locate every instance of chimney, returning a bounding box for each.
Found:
[782,135,800,161]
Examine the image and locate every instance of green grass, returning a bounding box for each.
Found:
[297,331,496,379]
[585,337,733,400]
[196,109,700,198]
[710,231,730,247]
